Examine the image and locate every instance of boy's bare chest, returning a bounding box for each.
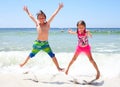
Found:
[37,25,49,33]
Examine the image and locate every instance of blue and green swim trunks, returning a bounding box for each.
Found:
[29,40,55,58]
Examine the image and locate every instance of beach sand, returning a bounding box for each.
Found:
[0,53,120,87]
[0,71,120,87]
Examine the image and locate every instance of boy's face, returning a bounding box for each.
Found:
[38,15,46,24]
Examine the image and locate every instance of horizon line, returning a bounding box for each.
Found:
[0,27,120,29]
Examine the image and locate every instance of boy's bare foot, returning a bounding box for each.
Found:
[58,67,65,72]
[65,70,68,75]
[19,64,24,67]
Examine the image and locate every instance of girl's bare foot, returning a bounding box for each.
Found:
[96,71,100,80]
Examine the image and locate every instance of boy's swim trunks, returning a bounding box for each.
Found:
[29,40,55,58]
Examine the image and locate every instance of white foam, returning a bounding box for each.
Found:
[0,51,120,78]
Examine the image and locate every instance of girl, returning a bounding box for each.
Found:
[65,20,100,80]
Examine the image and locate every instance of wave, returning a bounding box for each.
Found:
[0,51,120,78]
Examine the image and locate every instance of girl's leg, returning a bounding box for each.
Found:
[86,52,100,79]
[20,56,30,67]
[65,53,79,75]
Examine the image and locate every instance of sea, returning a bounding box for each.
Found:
[0,28,120,78]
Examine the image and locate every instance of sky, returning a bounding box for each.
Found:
[0,0,120,28]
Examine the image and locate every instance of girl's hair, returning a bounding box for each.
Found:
[36,10,46,19]
[76,20,86,34]
[77,20,86,27]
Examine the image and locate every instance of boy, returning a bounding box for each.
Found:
[20,3,64,71]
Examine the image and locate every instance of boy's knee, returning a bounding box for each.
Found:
[29,53,35,58]
[49,52,55,58]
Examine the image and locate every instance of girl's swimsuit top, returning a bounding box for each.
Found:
[77,31,89,47]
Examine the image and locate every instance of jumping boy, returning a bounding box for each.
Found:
[20,3,64,71]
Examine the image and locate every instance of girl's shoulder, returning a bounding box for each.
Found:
[86,29,91,33]
[86,30,92,37]
[86,29,90,32]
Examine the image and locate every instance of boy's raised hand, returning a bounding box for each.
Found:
[59,3,64,9]
[23,6,29,13]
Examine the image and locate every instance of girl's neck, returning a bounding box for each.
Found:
[79,30,84,34]
[77,29,86,35]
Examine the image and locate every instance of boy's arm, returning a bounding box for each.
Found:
[47,3,63,24]
[23,6,37,25]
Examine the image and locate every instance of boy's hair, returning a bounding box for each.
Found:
[36,10,46,19]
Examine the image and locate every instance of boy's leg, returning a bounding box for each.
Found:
[52,57,64,71]
[20,44,40,67]
[42,42,64,71]
[20,56,30,67]
[20,48,40,67]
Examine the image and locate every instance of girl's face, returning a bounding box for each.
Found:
[77,24,85,32]
[38,15,46,24]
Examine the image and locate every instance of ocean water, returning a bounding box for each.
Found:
[0,28,120,78]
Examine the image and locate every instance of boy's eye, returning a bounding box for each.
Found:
[40,18,45,19]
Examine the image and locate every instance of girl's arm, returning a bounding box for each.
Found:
[47,3,63,24]
[87,31,92,38]
[23,6,37,25]
[68,29,77,34]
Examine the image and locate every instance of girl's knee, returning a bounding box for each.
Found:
[89,58,95,63]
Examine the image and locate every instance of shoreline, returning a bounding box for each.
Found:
[0,72,120,87]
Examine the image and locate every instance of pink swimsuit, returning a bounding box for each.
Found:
[75,31,91,55]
